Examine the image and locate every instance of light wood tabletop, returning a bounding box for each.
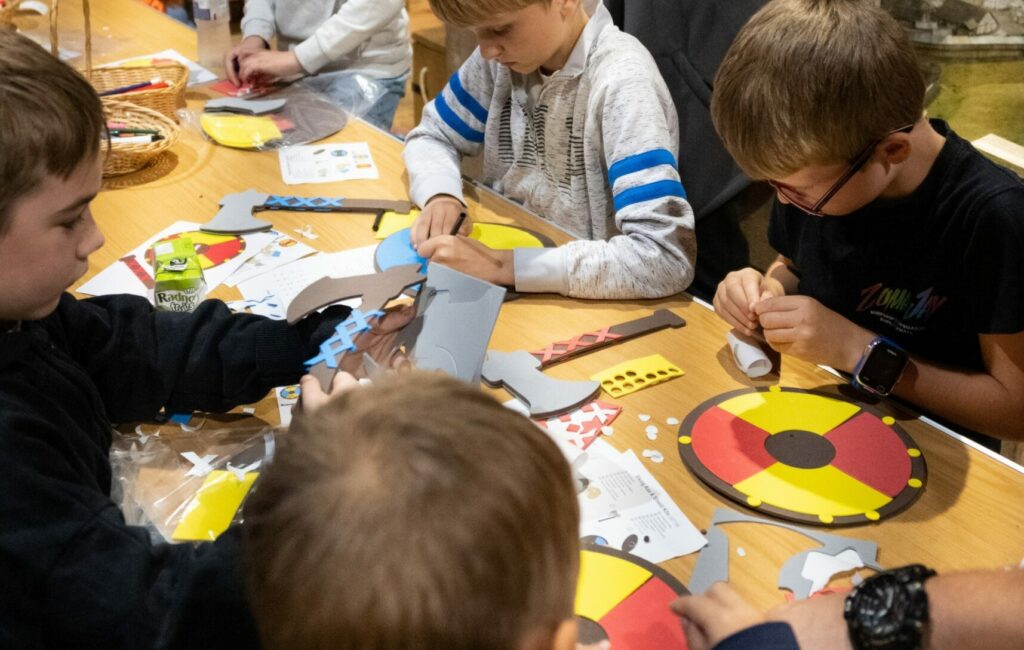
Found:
[49,0,1024,612]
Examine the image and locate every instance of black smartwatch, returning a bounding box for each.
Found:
[844,564,936,650]
[852,336,908,397]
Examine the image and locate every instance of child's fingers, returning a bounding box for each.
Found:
[713,292,754,334]
[298,374,329,412]
[329,371,359,394]
[740,273,763,312]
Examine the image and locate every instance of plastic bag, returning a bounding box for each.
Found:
[110,423,282,543]
[180,72,386,150]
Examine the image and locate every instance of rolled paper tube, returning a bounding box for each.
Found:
[727,329,772,378]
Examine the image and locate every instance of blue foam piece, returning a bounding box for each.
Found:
[374,228,427,273]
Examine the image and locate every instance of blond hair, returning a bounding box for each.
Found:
[428,0,550,27]
[0,31,105,227]
[244,372,580,650]
[711,0,925,180]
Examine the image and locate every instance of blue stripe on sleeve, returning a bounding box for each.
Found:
[448,73,489,125]
[434,92,485,143]
[607,149,678,187]
[613,179,688,211]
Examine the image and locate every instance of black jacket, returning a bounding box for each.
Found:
[0,293,345,649]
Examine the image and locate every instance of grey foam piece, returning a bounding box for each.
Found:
[201,189,273,234]
[688,509,882,599]
[205,97,287,115]
[481,349,601,417]
[392,263,506,385]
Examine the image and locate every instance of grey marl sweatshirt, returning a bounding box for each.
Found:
[403,2,696,299]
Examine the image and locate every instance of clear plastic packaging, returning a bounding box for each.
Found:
[110,424,282,544]
[181,72,385,150]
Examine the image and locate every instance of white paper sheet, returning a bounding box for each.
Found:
[727,329,772,378]
[278,142,379,185]
[78,221,275,300]
[223,232,318,286]
[236,245,378,318]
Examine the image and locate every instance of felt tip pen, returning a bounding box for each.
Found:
[109,128,161,136]
[111,134,165,144]
[450,211,467,236]
[98,77,163,97]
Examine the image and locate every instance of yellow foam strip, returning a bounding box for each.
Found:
[200,114,282,149]
[374,211,419,239]
[718,391,859,435]
[172,470,258,542]
[734,464,891,518]
[575,549,651,622]
[591,354,683,398]
[471,223,545,249]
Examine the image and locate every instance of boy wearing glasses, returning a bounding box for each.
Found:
[710,0,1024,444]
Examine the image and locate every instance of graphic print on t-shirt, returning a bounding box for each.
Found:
[856,282,949,335]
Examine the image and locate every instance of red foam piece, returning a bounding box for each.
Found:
[826,411,912,497]
[598,577,688,649]
[209,80,252,97]
[691,406,775,484]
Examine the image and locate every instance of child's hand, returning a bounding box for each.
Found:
[224,36,269,86]
[670,583,765,650]
[411,195,470,247]
[237,49,304,85]
[299,371,360,414]
[417,235,514,286]
[713,268,774,336]
[754,295,873,371]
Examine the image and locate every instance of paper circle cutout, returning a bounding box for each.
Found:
[677,387,927,526]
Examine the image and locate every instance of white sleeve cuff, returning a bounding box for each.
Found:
[409,173,465,209]
[293,36,331,75]
[514,247,569,295]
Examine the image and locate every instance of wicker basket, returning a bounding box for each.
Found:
[102,99,180,177]
[91,63,188,122]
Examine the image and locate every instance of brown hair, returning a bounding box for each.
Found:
[0,30,105,227]
[244,372,580,650]
[428,0,551,28]
[711,0,925,180]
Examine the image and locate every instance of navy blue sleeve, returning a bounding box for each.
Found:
[54,293,348,421]
[713,622,801,650]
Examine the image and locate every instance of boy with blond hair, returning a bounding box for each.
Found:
[710,0,1024,444]
[0,30,404,647]
[403,0,696,300]
[243,372,583,650]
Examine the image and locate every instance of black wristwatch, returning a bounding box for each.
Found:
[844,564,936,650]
[852,336,909,397]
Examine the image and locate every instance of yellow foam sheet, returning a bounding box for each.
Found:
[734,464,891,518]
[200,114,282,149]
[718,391,859,435]
[374,211,420,239]
[575,549,651,622]
[591,354,683,398]
[171,470,259,542]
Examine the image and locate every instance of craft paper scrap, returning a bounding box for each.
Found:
[171,470,259,541]
[77,221,275,300]
[276,385,301,426]
[800,549,866,596]
[279,143,379,185]
[237,245,377,318]
[104,48,216,86]
[223,232,318,286]
[575,549,652,622]
[576,440,706,563]
[536,400,622,450]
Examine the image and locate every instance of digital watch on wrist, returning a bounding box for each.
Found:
[844,564,936,650]
[852,336,908,397]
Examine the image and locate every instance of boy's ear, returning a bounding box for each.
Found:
[879,135,912,166]
[551,618,578,650]
[557,0,582,19]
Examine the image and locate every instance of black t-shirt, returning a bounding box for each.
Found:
[769,120,1024,371]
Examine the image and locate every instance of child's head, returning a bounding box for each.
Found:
[0,31,106,321]
[244,372,581,650]
[711,0,926,215]
[428,0,585,74]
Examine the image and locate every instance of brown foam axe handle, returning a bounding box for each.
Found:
[286,264,424,324]
[530,309,686,367]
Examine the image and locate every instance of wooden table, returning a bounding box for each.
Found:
[56,0,1024,612]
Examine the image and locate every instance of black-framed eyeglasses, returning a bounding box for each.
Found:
[769,123,916,217]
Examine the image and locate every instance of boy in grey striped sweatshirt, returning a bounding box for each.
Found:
[403,0,696,299]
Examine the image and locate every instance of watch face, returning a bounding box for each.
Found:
[857,343,908,395]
